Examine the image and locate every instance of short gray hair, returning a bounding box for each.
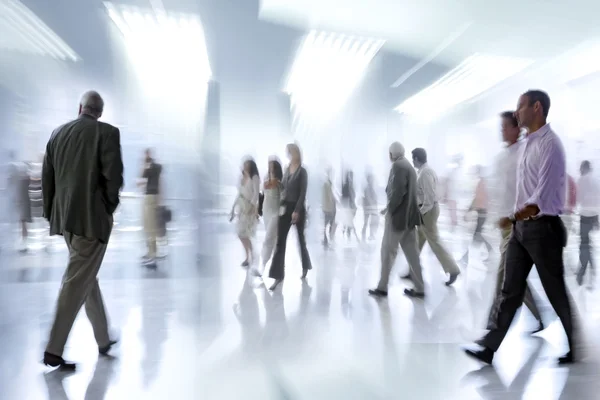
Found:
[389,141,405,159]
[80,90,104,116]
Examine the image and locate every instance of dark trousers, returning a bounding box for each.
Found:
[269,201,312,280]
[462,209,492,261]
[473,209,492,249]
[483,217,576,354]
[577,215,599,285]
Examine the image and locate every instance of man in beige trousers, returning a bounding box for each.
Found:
[411,148,461,286]
[139,148,163,266]
[369,142,425,299]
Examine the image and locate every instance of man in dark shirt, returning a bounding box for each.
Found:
[140,149,162,265]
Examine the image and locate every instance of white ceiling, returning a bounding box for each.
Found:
[259,0,600,67]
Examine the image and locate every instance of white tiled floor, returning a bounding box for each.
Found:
[1,216,600,399]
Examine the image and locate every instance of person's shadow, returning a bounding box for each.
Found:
[43,356,117,400]
[460,337,545,399]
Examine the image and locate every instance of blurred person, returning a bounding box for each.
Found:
[268,143,312,290]
[576,160,599,287]
[369,142,424,299]
[7,151,31,251]
[340,170,358,240]
[465,90,577,365]
[361,172,379,241]
[442,157,461,230]
[42,90,123,369]
[138,149,163,266]
[229,158,260,267]
[460,165,493,264]
[563,174,577,233]
[254,157,283,276]
[411,148,461,286]
[488,111,543,333]
[322,166,337,246]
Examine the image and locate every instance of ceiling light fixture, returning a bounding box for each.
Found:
[0,0,78,61]
[395,53,532,118]
[104,1,212,83]
[286,30,385,120]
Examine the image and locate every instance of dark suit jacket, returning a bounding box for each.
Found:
[42,114,124,243]
[386,157,422,231]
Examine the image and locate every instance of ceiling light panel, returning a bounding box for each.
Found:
[395,53,532,118]
[104,1,212,82]
[0,0,78,61]
[286,30,385,119]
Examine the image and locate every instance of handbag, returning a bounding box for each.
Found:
[157,206,172,223]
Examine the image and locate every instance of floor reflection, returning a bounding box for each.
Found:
[2,216,600,399]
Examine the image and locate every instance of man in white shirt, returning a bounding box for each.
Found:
[488,111,542,331]
[576,160,599,287]
[411,148,461,285]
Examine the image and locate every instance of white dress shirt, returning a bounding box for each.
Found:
[578,173,600,217]
[417,163,438,214]
[491,140,523,218]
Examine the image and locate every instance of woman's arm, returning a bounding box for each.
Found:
[294,168,308,213]
[251,175,260,206]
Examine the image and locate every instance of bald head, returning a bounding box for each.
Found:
[389,141,405,161]
[79,90,104,118]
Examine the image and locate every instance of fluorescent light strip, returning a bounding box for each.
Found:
[104,1,211,80]
[286,30,385,118]
[395,53,532,117]
[0,0,78,61]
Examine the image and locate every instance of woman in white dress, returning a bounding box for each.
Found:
[339,170,358,240]
[253,158,283,276]
[230,159,260,266]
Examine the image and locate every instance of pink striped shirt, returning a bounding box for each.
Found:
[515,124,566,216]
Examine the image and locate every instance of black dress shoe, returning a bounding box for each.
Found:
[99,340,118,356]
[446,272,460,286]
[241,260,249,267]
[464,346,494,365]
[269,279,283,291]
[403,288,425,298]
[368,288,388,297]
[43,352,76,370]
[400,274,412,280]
[558,352,575,364]
[301,269,308,279]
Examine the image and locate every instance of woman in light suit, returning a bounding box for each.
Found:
[253,158,283,277]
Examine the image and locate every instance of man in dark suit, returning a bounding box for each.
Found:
[369,141,425,299]
[42,91,123,369]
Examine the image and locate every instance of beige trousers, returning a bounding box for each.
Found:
[46,231,110,356]
[144,194,158,258]
[493,226,541,321]
[418,203,461,275]
[378,214,425,293]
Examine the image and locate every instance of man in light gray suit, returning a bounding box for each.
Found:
[42,91,123,369]
[369,142,425,298]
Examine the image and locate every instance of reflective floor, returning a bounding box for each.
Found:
[2,211,600,399]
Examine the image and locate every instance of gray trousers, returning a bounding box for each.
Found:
[378,215,424,293]
[492,226,541,322]
[418,203,460,275]
[143,194,158,258]
[46,231,111,356]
